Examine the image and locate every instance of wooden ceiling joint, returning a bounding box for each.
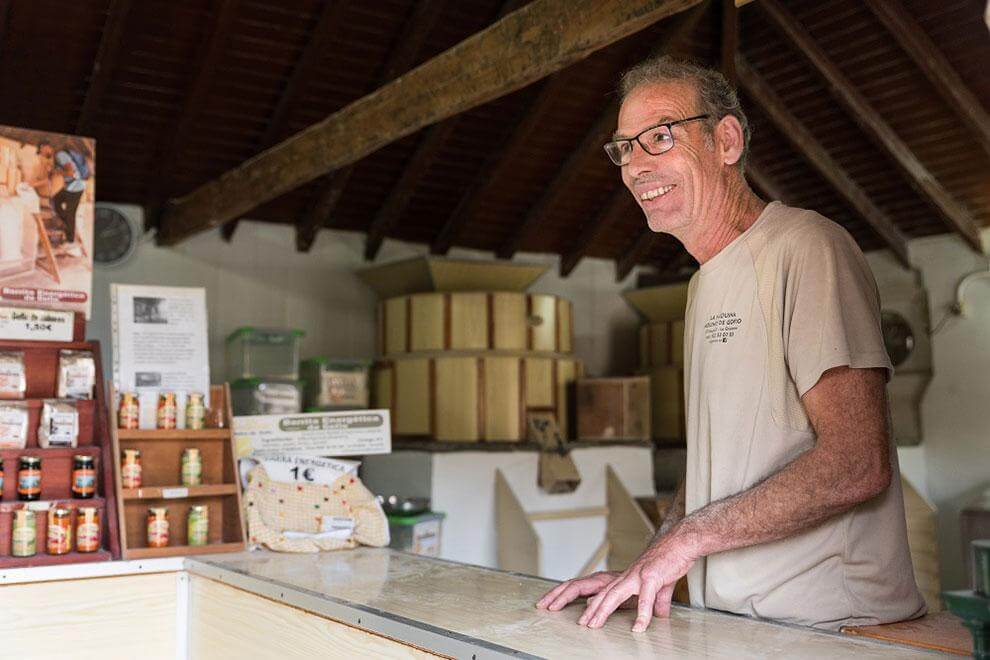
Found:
[156,0,706,246]
[761,0,982,253]
[559,187,636,277]
[76,0,134,136]
[736,56,911,267]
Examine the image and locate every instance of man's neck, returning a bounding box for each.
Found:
[679,181,767,265]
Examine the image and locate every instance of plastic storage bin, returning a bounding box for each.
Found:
[387,512,445,557]
[300,358,370,411]
[230,378,304,416]
[225,327,304,381]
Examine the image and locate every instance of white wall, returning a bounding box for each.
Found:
[872,229,990,591]
[86,205,643,383]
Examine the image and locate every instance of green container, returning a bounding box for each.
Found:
[225,327,305,381]
[300,358,370,411]
[976,540,990,597]
[229,378,304,416]
[387,512,445,557]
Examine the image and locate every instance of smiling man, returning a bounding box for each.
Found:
[536,57,926,632]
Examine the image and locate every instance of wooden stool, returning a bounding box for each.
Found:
[841,611,972,656]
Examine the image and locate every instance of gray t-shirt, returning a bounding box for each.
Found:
[683,201,926,630]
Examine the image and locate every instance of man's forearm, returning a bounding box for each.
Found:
[670,441,890,558]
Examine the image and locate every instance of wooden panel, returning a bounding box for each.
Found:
[0,573,177,658]
[640,321,685,368]
[409,294,444,352]
[495,470,540,575]
[556,299,573,353]
[122,493,241,556]
[649,366,684,442]
[394,359,429,435]
[524,358,553,408]
[384,298,407,355]
[484,357,520,442]
[576,377,651,441]
[373,366,392,411]
[555,360,579,440]
[492,293,527,350]
[902,476,941,613]
[842,611,971,657]
[189,575,442,659]
[449,293,488,351]
[435,358,478,441]
[529,295,557,352]
[606,465,655,572]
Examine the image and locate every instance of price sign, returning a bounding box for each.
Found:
[0,307,74,342]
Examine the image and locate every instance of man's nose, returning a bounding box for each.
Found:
[626,141,655,177]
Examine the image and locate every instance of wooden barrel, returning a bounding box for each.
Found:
[377,292,573,356]
[373,351,583,442]
[639,320,684,369]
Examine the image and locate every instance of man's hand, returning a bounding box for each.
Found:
[536,571,625,612]
[577,526,700,632]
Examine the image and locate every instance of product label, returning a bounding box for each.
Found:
[161,487,188,499]
[47,523,70,554]
[188,516,208,546]
[76,521,100,552]
[73,468,95,495]
[181,457,202,486]
[0,409,27,448]
[147,519,169,547]
[121,463,142,488]
[12,525,35,556]
[185,403,205,429]
[319,372,369,408]
[46,411,78,446]
[18,471,40,494]
[157,405,177,430]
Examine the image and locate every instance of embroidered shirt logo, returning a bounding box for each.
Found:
[705,311,743,344]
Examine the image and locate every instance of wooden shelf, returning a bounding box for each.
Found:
[0,549,112,569]
[115,429,231,441]
[122,484,238,501]
[122,542,244,560]
[0,497,105,513]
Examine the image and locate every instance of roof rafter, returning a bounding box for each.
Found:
[761,0,982,253]
[77,0,133,136]
[298,0,447,253]
[736,56,910,267]
[615,227,656,281]
[559,187,636,277]
[863,0,990,161]
[745,161,789,205]
[156,0,705,246]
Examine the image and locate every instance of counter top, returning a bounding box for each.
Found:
[185,548,938,659]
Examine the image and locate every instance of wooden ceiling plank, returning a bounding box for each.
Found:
[719,0,738,85]
[762,0,982,253]
[615,227,656,281]
[221,218,239,242]
[150,0,240,208]
[559,188,636,277]
[499,4,705,263]
[256,0,348,151]
[156,0,705,246]
[863,0,990,161]
[745,161,789,205]
[77,0,134,135]
[736,56,911,267]
[298,0,447,253]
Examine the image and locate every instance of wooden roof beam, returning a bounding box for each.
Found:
[156,0,704,246]
[149,0,240,210]
[297,0,448,253]
[745,161,789,205]
[719,0,738,85]
[76,0,133,136]
[863,0,990,161]
[559,188,636,277]
[736,56,910,267]
[615,227,657,281]
[498,4,705,262]
[761,0,982,253]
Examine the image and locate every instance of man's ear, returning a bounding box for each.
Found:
[717,115,745,167]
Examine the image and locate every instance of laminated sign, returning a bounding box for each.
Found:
[233,409,392,458]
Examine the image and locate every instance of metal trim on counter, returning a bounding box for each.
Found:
[185,555,540,659]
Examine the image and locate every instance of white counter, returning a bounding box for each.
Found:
[184,548,940,659]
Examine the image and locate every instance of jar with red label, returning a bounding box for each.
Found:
[76,507,100,552]
[47,508,71,555]
[121,449,141,488]
[71,455,95,498]
[147,507,169,548]
[118,392,139,429]
[156,392,177,430]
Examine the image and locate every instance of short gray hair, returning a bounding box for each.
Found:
[619,56,751,169]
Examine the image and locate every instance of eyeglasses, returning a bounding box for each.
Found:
[603,114,710,166]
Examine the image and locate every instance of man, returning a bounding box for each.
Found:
[51,146,90,244]
[536,57,926,633]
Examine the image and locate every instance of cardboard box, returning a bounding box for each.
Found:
[233,409,392,458]
[576,376,651,441]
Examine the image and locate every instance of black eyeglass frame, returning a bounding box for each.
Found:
[603,113,711,166]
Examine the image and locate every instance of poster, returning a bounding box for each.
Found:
[111,284,210,427]
[0,125,94,318]
[232,410,392,459]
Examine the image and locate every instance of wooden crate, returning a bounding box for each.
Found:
[378,292,573,356]
[647,366,686,444]
[576,376,651,441]
[0,331,120,568]
[638,320,685,368]
[372,352,582,441]
[111,384,246,559]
